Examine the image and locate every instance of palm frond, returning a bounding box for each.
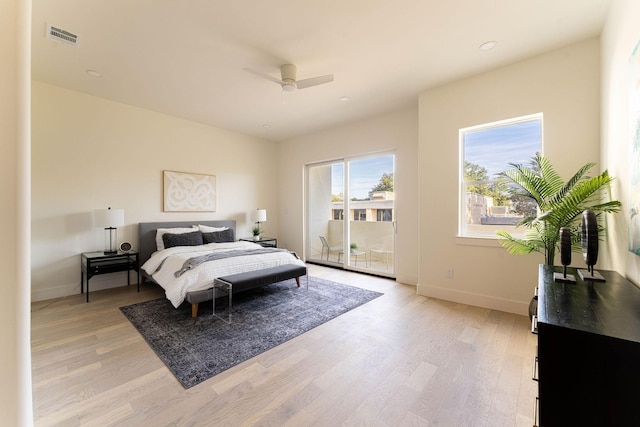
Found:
[548,161,596,205]
[536,154,565,200]
[502,166,543,204]
[496,231,542,255]
[589,200,622,213]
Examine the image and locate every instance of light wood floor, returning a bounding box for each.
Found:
[31,265,537,426]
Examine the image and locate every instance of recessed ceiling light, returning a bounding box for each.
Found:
[85,69,102,77]
[339,96,351,102]
[262,124,272,129]
[479,41,497,51]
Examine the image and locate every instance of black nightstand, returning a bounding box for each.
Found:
[239,237,277,248]
[80,251,139,302]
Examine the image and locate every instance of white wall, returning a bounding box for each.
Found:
[276,107,420,285]
[2,0,33,424]
[601,0,640,284]
[418,38,602,314]
[31,82,278,301]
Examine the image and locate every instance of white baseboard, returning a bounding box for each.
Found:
[32,274,138,302]
[417,284,529,316]
[32,282,80,302]
[395,274,418,286]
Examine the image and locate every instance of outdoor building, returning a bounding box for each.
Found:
[331,191,394,222]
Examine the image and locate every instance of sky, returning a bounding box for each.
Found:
[332,155,394,199]
[464,119,541,178]
[328,119,538,199]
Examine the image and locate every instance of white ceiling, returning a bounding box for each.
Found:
[32,0,612,142]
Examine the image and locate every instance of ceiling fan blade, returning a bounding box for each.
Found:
[243,67,284,85]
[296,74,334,89]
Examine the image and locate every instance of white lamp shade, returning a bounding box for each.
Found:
[251,209,267,222]
[94,208,125,228]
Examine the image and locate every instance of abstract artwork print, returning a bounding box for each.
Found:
[163,170,217,212]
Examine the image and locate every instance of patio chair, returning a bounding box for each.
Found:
[319,236,342,261]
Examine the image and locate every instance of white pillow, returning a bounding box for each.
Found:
[155,226,198,251]
[197,224,229,233]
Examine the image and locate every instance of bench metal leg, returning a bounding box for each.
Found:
[212,279,232,324]
[299,274,309,290]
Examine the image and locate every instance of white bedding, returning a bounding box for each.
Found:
[141,241,305,307]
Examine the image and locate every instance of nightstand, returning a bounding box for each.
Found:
[239,237,277,248]
[80,251,139,302]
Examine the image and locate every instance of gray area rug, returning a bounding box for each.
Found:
[120,276,382,388]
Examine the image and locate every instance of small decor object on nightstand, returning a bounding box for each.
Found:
[120,241,132,252]
[252,226,261,241]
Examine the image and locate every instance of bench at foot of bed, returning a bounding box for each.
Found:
[185,264,308,317]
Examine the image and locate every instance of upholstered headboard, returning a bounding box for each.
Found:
[138,220,236,266]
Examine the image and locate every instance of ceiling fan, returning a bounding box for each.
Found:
[243,64,334,92]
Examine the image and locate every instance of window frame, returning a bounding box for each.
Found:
[458,113,543,239]
[353,209,366,221]
[377,209,392,222]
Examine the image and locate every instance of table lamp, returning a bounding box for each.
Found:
[94,207,125,254]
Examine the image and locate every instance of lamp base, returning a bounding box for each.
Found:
[104,227,118,255]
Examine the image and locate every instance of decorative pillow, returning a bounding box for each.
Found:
[202,228,235,244]
[162,231,204,249]
[155,226,198,251]
[197,224,229,233]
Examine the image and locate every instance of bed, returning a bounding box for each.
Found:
[138,220,306,316]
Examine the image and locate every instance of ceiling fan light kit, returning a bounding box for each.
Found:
[282,82,297,92]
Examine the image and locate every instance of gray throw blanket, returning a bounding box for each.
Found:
[174,248,289,277]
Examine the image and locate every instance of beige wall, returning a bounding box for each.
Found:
[277,107,420,285]
[31,82,277,301]
[3,0,33,424]
[601,0,640,284]
[418,38,602,314]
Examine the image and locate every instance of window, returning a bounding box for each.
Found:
[353,209,366,221]
[377,209,392,222]
[460,113,542,238]
[332,209,343,220]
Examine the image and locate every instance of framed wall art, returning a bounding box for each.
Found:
[163,170,217,212]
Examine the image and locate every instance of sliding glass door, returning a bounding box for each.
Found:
[307,152,395,276]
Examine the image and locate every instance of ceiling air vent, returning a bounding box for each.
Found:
[46,24,79,46]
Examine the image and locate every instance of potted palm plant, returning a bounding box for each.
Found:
[497,153,621,262]
[496,154,621,316]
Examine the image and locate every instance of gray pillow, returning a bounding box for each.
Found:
[202,228,235,243]
[162,231,204,248]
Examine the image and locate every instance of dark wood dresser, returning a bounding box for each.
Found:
[533,264,640,426]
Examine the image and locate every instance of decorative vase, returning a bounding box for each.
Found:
[253,235,261,241]
[529,295,538,320]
